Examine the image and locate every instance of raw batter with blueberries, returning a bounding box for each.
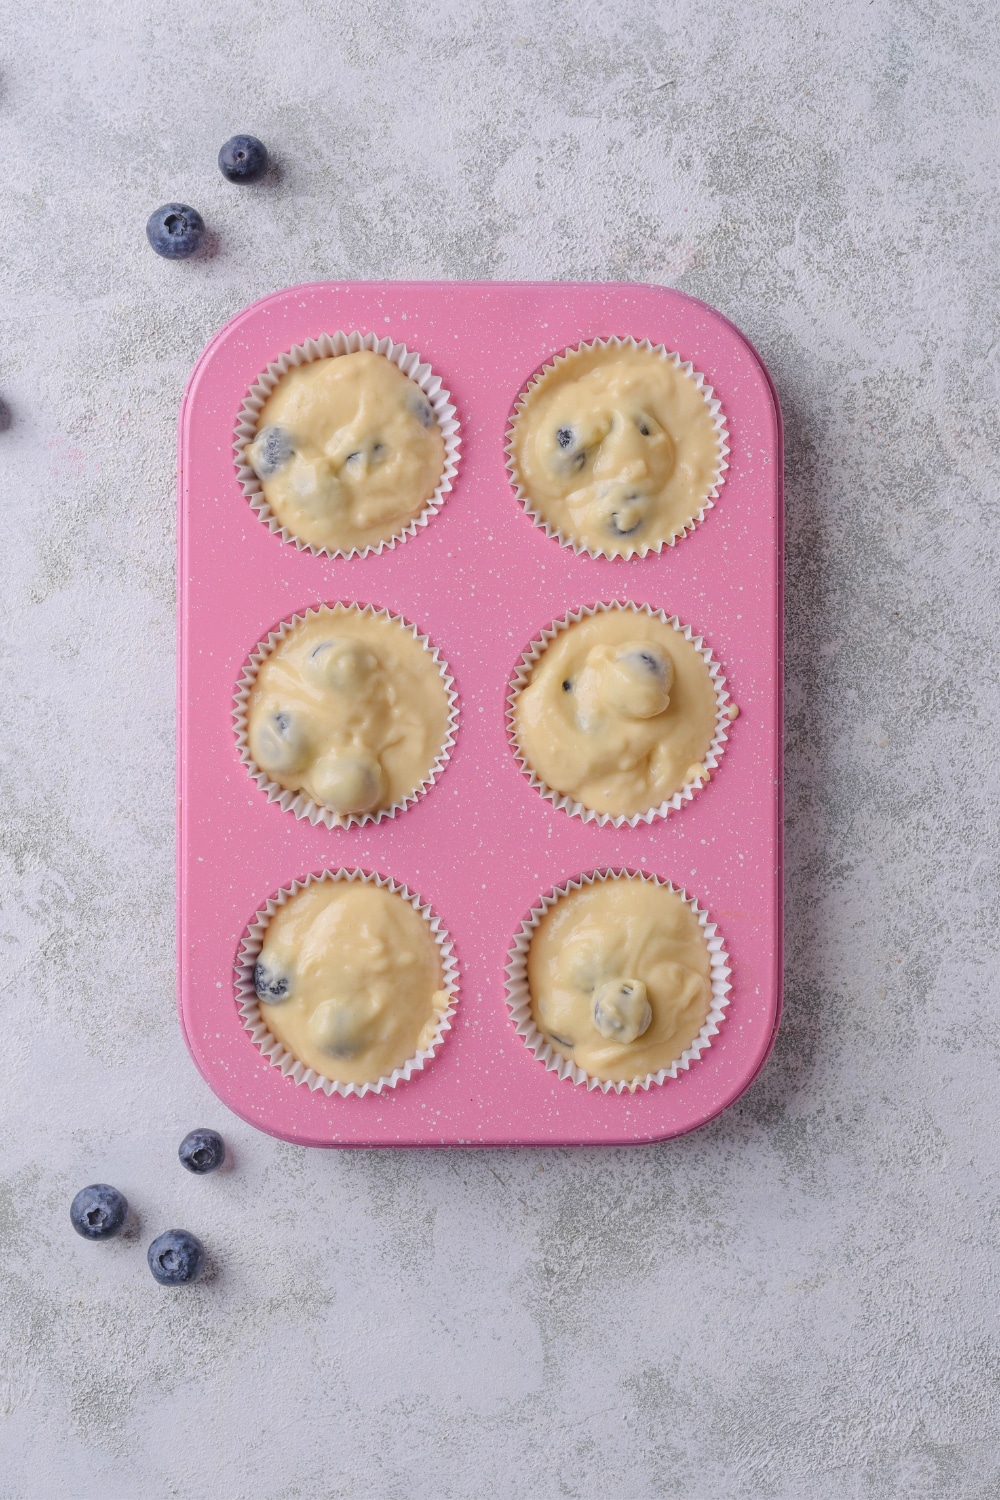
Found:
[245,604,452,822]
[253,880,449,1086]
[509,341,724,558]
[246,349,445,554]
[527,875,713,1084]
[512,607,720,819]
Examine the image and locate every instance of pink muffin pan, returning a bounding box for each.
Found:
[177,280,783,1147]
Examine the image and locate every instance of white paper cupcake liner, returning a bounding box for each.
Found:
[233,330,461,559]
[235,868,459,1099]
[505,335,729,559]
[505,869,731,1094]
[507,600,733,827]
[233,602,459,829]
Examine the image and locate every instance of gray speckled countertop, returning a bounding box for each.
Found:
[2,3,998,1497]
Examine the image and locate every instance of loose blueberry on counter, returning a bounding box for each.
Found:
[178,1128,226,1175]
[70,1183,128,1240]
[147,1229,206,1286]
[218,134,269,184]
[145,204,205,259]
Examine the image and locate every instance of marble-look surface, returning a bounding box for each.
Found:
[1,2,998,1496]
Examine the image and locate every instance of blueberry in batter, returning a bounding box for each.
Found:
[254,957,292,1003]
[253,425,293,477]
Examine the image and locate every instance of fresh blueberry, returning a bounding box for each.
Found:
[178,1128,226,1175]
[147,1229,206,1286]
[218,134,269,184]
[145,203,205,260]
[70,1183,128,1240]
[254,958,291,1003]
[556,427,574,449]
[251,425,292,478]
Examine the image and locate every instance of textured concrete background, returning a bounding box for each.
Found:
[1,1,998,1496]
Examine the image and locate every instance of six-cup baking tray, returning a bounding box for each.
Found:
[177,280,783,1148]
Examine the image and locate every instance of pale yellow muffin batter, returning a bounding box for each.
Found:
[510,343,723,558]
[253,880,450,1086]
[246,605,452,822]
[246,350,446,553]
[527,877,713,1083]
[512,608,719,819]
